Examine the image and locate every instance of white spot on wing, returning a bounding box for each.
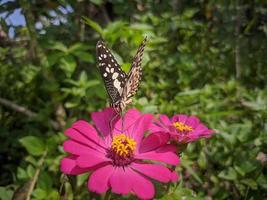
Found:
[104,73,107,77]
[111,59,114,62]
[98,44,102,47]
[103,54,107,58]
[110,68,114,73]
[106,67,110,72]
[108,64,111,67]
[114,79,121,90]
[99,56,102,60]
[112,72,119,79]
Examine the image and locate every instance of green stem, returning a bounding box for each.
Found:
[104,190,111,200]
[20,0,39,62]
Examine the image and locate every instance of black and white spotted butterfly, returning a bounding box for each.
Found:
[96,37,147,113]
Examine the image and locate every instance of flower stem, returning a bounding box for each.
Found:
[104,190,111,200]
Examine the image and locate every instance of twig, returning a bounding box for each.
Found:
[0,97,37,117]
[235,0,242,80]
[0,97,61,130]
[20,0,39,61]
[26,150,47,200]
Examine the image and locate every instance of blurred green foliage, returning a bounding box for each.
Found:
[0,0,266,199]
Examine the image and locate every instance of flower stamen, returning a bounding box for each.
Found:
[111,134,136,157]
[173,122,193,132]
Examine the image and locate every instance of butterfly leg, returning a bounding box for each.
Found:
[121,110,124,133]
[109,112,120,136]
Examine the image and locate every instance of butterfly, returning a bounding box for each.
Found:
[96,37,147,113]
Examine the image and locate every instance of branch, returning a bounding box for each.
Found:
[0,97,61,130]
[235,0,242,80]
[26,150,47,200]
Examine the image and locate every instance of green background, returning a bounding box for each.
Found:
[0,0,266,199]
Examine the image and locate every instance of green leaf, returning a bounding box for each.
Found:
[89,0,103,6]
[234,161,257,176]
[257,174,267,189]
[82,17,103,35]
[241,179,258,190]
[27,164,35,178]
[59,56,77,77]
[67,43,89,54]
[218,167,237,181]
[38,172,53,191]
[182,160,203,184]
[47,52,64,66]
[19,136,45,156]
[0,187,13,200]
[77,173,89,187]
[32,188,47,199]
[17,167,28,180]
[72,51,94,63]
[48,42,68,52]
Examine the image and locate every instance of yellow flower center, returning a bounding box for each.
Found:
[111,134,136,157]
[173,122,193,132]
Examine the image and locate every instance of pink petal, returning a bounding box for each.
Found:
[71,120,109,147]
[185,116,200,128]
[172,114,188,123]
[136,145,180,166]
[72,120,98,138]
[139,132,170,153]
[91,108,117,137]
[88,165,114,194]
[136,151,179,165]
[63,140,104,156]
[194,123,208,132]
[159,144,177,152]
[127,168,155,199]
[65,128,106,153]
[77,154,110,168]
[159,114,172,126]
[149,122,165,133]
[131,163,172,183]
[60,156,89,175]
[109,167,132,195]
[113,109,142,132]
[191,128,214,137]
[130,114,154,147]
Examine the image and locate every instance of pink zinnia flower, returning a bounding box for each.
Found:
[151,114,214,143]
[60,108,180,199]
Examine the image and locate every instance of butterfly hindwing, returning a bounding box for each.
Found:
[123,37,147,99]
[96,41,127,103]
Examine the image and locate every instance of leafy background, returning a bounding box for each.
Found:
[0,0,267,199]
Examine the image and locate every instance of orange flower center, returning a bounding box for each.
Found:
[111,134,136,157]
[173,122,193,132]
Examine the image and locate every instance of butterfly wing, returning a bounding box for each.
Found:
[96,41,127,104]
[122,37,147,100]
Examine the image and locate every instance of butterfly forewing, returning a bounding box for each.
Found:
[123,37,147,99]
[96,41,127,103]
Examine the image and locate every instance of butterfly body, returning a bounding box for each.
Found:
[96,38,147,113]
